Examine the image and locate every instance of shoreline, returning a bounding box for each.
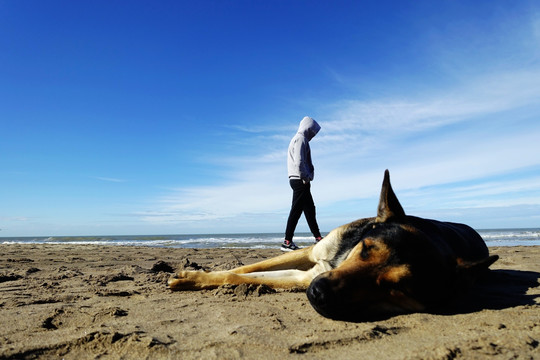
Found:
[2,227,539,249]
[1,245,539,359]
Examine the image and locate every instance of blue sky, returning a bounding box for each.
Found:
[1,1,540,236]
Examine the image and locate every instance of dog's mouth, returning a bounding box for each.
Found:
[306,276,367,320]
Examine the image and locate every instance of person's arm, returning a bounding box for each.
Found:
[298,139,312,182]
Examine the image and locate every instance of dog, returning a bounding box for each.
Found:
[168,170,498,320]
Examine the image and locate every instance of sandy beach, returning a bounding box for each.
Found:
[0,245,538,359]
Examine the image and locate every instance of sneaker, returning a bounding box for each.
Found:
[281,241,300,252]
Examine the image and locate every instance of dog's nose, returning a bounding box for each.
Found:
[307,277,328,303]
[307,276,336,317]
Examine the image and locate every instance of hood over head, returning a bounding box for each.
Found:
[298,116,321,140]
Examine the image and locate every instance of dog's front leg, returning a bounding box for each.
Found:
[168,268,316,291]
[168,270,234,290]
[229,246,316,274]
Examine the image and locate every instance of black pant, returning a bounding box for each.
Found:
[285,179,321,241]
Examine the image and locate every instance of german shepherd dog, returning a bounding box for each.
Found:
[169,170,498,320]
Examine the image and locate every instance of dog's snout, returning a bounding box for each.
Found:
[307,276,336,317]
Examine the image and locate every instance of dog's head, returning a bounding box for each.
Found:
[307,170,498,320]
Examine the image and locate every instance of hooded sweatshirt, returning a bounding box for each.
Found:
[287,116,321,181]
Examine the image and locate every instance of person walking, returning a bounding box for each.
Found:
[282,116,323,251]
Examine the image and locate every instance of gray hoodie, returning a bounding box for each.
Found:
[287,116,321,181]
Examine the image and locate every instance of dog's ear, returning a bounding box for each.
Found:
[455,255,499,289]
[376,170,406,222]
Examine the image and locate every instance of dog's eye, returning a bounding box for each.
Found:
[360,243,372,260]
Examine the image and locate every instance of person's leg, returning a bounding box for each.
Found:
[302,183,322,239]
[285,179,306,241]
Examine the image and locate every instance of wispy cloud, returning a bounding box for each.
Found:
[0,216,30,222]
[325,69,540,134]
[93,177,127,183]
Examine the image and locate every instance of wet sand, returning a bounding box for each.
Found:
[0,245,539,359]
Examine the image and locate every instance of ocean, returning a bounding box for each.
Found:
[1,228,539,248]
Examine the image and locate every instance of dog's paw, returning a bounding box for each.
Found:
[168,271,201,290]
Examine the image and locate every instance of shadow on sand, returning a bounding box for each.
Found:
[443,269,540,314]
